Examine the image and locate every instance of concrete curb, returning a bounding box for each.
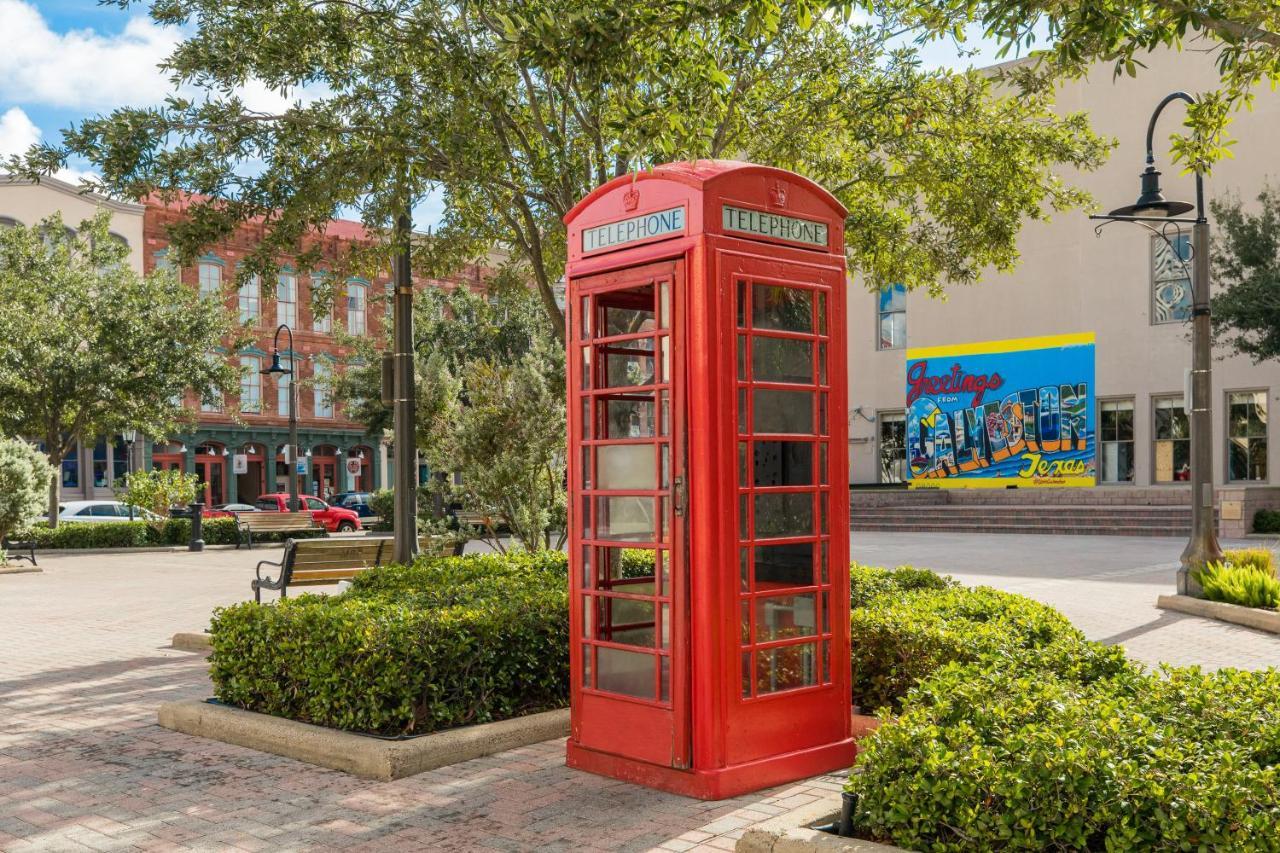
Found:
[31,543,261,557]
[171,632,212,652]
[157,699,570,780]
[0,565,41,575]
[735,793,911,852]
[1157,594,1280,634]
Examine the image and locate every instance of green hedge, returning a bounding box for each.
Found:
[1255,508,1280,533]
[847,663,1280,850]
[208,551,569,735]
[13,517,325,549]
[850,562,957,609]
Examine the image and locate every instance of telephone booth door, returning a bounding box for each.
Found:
[568,259,691,771]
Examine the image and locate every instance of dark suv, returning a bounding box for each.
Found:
[332,491,376,518]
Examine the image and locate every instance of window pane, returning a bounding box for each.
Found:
[602,396,656,438]
[752,337,813,384]
[752,285,811,333]
[594,497,656,541]
[600,349,655,388]
[596,647,655,699]
[756,643,817,694]
[754,542,814,588]
[597,445,655,490]
[754,492,813,539]
[754,441,813,486]
[878,284,905,313]
[593,596,655,647]
[755,594,817,641]
[753,390,813,434]
[600,288,655,336]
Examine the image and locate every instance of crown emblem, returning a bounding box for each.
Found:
[769,182,788,207]
[623,186,640,211]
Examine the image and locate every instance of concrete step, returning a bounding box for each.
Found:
[850,520,1190,537]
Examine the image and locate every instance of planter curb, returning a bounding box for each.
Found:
[171,632,212,652]
[1156,594,1280,635]
[157,699,570,781]
[735,792,911,853]
[0,565,41,575]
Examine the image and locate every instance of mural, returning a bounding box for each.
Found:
[905,333,1096,488]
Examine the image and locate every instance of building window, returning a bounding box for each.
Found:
[238,274,261,324]
[1100,399,1135,483]
[1152,233,1193,324]
[1228,391,1268,482]
[277,371,292,416]
[278,272,297,327]
[240,355,262,413]
[62,454,79,489]
[198,261,222,300]
[347,280,367,335]
[92,440,111,488]
[877,284,905,350]
[878,411,906,483]
[313,359,333,418]
[1153,396,1190,483]
[201,352,223,413]
[312,275,332,333]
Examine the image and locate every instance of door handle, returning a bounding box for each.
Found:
[672,475,687,517]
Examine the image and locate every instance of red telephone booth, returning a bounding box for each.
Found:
[564,161,853,799]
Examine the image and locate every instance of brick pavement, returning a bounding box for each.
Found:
[2,534,1278,852]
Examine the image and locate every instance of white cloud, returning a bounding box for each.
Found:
[0,0,180,111]
[0,106,99,184]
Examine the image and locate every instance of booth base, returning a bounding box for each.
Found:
[565,738,858,801]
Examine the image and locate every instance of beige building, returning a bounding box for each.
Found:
[848,48,1280,491]
[0,175,147,502]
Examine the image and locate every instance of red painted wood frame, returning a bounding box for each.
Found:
[564,161,853,800]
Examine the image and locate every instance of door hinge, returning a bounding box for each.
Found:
[673,475,687,517]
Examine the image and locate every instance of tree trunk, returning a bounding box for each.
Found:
[46,453,61,529]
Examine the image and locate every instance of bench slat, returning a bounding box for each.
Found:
[290,568,377,582]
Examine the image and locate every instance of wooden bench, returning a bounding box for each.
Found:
[236,511,323,550]
[252,536,453,601]
[1,536,36,566]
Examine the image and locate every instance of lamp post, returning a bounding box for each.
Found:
[391,211,419,564]
[1090,91,1224,595]
[121,429,137,521]
[262,323,300,513]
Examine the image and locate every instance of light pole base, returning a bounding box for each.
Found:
[1176,566,1203,598]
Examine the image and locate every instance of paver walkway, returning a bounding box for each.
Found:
[2,533,1278,852]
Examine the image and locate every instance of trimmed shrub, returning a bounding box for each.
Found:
[11,516,287,549]
[850,584,1097,713]
[1223,547,1276,574]
[208,551,569,735]
[850,562,956,609]
[1254,508,1280,534]
[0,440,54,556]
[847,663,1280,851]
[1196,560,1280,609]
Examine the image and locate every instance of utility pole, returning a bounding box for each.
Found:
[393,209,419,564]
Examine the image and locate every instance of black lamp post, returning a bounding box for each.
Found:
[262,323,300,513]
[1090,91,1224,595]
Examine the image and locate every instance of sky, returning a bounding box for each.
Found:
[0,0,1018,230]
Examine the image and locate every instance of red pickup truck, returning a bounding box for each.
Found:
[253,493,362,533]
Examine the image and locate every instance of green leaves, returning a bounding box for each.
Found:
[1210,184,1280,364]
[0,439,54,553]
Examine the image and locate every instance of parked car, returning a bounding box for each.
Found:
[331,491,376,518]
[167,505,236,520]
[253,493,362,533]
[56,501,161,523]
[214,503,259,513]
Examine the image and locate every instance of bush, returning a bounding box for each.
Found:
[1254,508,1280,534]
[850,562,956,609]
[850,584,1096,713]
[208,551,569,735]
[847,663,1280,851]
[1223,547,1276,574]
[0,439,54,556]
[114,468,200,528]
[1195,560,1280,609]
[10,516,310,549]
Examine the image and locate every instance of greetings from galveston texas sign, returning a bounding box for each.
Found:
[905,333,1096,488]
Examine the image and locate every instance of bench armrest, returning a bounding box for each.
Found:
[252,557,285,602]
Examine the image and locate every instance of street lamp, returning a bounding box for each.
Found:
[121,428,137,521]
[1090,91,1224,595]
[262,324,300,513]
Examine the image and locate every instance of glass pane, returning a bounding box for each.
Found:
[756,643,817,694]
[738,442,749,486]
[752,337,813,384]
[598,547,656,593]
[594,596,655,647]
[581,445,592,489]
[582,644,592,688]
[581,545,592,587]
[754,441,813,486]
[659,391,670,436]
[600,349,655,388]
[661,603,670,649]
[736,280,747,328]
[658,281,670,330]
[660,655,670,702]
[603,395,656,438]
[737,336,747,380]
[818,342,827,385]
[594,497,656,541]
[601,288,655,336]
[739,494,749,540]
[742,652,753,697]
[596,647,655,699]
[597,444,656,490]
[579,296,590,339]
[753,285,811,333]
[581,346,591,389]
[820,540,829,584]
[817,291,827,335]
[753,390,813,434]
[738,388,748,433]
[754,542,814,589]
[741,599,750,643]
[754,492,814,539]
[740,548,750,591]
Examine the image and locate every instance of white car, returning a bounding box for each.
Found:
[56,501,161,523]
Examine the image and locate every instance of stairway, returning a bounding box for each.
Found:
[851,487,1202,537]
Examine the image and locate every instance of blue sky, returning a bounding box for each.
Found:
[1,1,1018,230]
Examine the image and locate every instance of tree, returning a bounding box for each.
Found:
[17,0,1109,337]
[1210,185,1280,362]
[0,439,53,562]
[0,211,241,524]
[335,279,567,552]
[866,0,1280,171]
[115,468,202,529]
